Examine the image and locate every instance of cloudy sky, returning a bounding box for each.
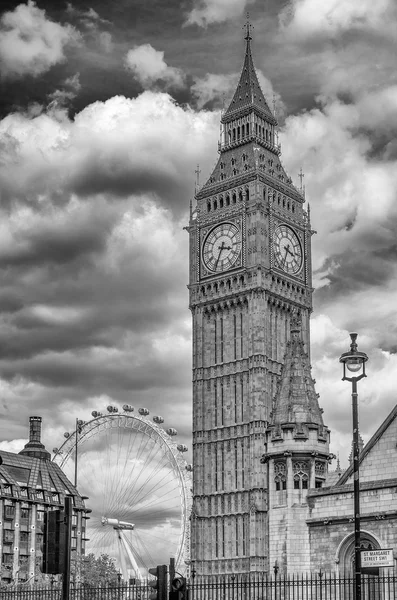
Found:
[0,0,397,478]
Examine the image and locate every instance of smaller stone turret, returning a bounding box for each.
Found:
[262,313,333,575]
[268,312,327,442]
[19,416,51,460]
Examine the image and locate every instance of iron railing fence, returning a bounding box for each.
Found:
[0,583,151,600]
[0,573,397,600]
[189,572,397,600]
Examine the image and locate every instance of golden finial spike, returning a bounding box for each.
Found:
[243,12,253,41]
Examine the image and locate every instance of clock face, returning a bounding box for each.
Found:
[202,223,241,273]
[273,224,303,275]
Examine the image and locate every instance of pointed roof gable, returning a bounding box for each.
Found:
[223,34,276,125]
[336,404,397,486]
[270,314,324,428]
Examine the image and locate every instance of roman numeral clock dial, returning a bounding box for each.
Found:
[202,223,242,273]
[273,224,303,275]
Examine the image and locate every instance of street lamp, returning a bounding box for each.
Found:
[339,333,368,600]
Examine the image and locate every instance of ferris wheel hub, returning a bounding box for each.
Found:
[102,516,135,530]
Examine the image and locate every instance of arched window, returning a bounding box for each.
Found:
[293,461,309,490]
[233,128,236,141]
[242,124,245,138]
[207,202,211,212]
[246,123,250,136]
[220,197,224,208]
[239,191,243,202]
[214,200,217,210]
[237,126,240,139]
[226,195,230,206]
[232,193,237,204]
[274,462,287,491]
[246,188,249,201]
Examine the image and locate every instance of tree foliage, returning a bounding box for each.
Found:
[76,553,120,587]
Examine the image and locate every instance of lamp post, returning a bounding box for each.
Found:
[339,333,368,600]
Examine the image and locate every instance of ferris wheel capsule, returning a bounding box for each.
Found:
[166,428,177,436]
[153,416,164,424]
[138,408,149,416]
[91,411,98,417]
[177,444,188,453]
[185,464,193,472]
[123,405,134,412]
[64,432,70,438]
[107,405,118,413]
[53,447,59,454]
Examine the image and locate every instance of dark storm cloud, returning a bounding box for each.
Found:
[0,346,190,392]
[0,208,112,268]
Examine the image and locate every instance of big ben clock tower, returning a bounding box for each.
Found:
[187,25,313,576]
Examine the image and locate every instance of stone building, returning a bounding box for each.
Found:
[0,416,89,584]
[188,24,397,577]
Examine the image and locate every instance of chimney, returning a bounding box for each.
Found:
[19,416,51,461]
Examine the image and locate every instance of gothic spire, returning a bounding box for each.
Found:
[223,18,276,125]
[271,313,324,428]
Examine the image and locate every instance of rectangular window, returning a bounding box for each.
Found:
[240,313,243,357]
[242,517,246,556]
[214,383,218,427]
[235,518,239,556]
[221,444,225,490]
[215,519,219,558]
[233,314,237,359]
[214,445,218,492]
[220,317,224,362]
[4,505,15,519]
[222,519,225,558]
[234,379,238,423]
[3,530,13,543]
[220,385,224,426]
[241,442,245,488]
[235,444,238,488]
[214,318,217,363]
[240,378,244,422]
[20,508,29,519]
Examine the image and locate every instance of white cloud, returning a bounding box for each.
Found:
[0,0,79,79]
[124,44,185,89]
[185,0,253,27]
[0,92,219,213]
[192,70,285,116]
[48,72,81,107]
[280,0,395,40]
[192,73,239,109]
[0,439,26,453]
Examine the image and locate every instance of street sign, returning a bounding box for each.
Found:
[361,549,394,568]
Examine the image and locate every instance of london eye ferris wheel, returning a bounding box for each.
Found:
[52,404,192,580]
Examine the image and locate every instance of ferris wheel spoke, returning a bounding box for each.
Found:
[129,470,180,513]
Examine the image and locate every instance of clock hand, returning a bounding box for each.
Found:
[214,241,226,269]
[285,244,294,257]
